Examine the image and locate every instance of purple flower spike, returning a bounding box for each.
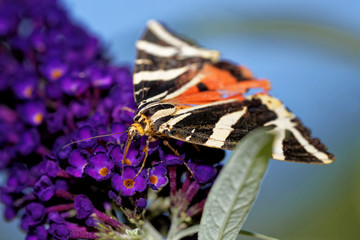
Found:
[112,167,147,196]
[66,149,89,178]
[85,152,114,181]
[33,175,55,201]
[71,125,97,149]
[74,194,94,219]
[19,101,46,126]
[0,1,231,237]
[193,165,216,184]
[148,163,168,190]
[48,223,70,240]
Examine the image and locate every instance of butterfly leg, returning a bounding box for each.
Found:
[163,140,193,177]
[134,137,150,179]
[191,143,200,152]
[121,106,135,114]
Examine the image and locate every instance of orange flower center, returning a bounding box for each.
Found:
[124,159,131,165]
[33,113,43,124]
[24,87,33,97]
[99,167,109,176]
[149,175,158,184]
[51,69,63,80]
[124,179,135,189]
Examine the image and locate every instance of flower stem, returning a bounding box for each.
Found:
[94,209,129,230]
[143,220,163,240]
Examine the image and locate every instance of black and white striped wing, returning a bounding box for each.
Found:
[155,95,334,164]
[133,20,220,106]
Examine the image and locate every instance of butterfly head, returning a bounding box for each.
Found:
[122,122,145,165]
[127,122,144,140]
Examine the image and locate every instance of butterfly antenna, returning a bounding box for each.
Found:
[62,131,126,149]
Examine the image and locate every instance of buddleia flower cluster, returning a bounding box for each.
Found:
[0,0,225,239]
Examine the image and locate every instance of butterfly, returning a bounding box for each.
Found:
[123,20,334,169]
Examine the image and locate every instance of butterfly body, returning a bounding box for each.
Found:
[125,20,335,165]
[129,103,176,139]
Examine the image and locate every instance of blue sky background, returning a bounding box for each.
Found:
[1,0,360,239]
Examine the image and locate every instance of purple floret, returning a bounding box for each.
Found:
[11,74,37,100]
[33,175,55,201]
[39,59,68,82]
[148,163,168,190]
[21,202,45,231]
[71,125,97,149]
[18,101,46,126]
[16,128,40,156]
[87,65,113,89]
[45,106,66,133]
[111,167,147,196]
[60,75,90,96]
[66,149,89,177]
[48,223,70,240]
[193,164,216,184]
[85,152,114,181]
[74,194,94,219]
[136,198,147,209]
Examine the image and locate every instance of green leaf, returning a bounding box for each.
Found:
[198,128,274,240]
